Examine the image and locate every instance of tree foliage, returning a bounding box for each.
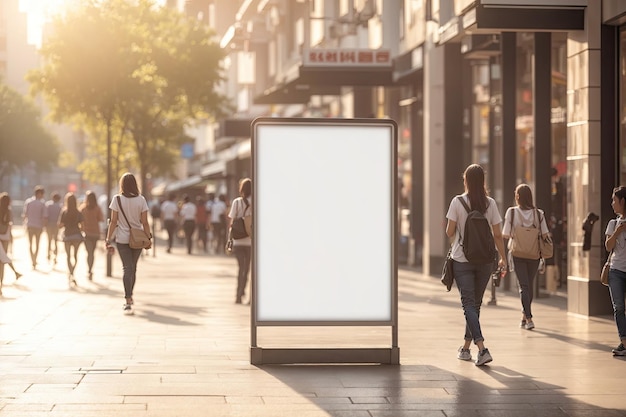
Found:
[28,0,228,193]
[0,83,59,179]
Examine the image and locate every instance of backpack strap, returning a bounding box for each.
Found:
[457,196,471,213]
[456,196,471,245]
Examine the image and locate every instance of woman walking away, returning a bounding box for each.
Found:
[80,191,104,280]
[59,193,84,286]
[445,164,507,366]
[605,186,626,356]
[105,172,152,315]
[0,193,22,295]
[502,184,550,331]
[228,178,252,304]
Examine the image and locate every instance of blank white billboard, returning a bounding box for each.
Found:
[252,118,397,323]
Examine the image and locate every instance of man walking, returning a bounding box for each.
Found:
[23,186,46,269]
[45,192,62,263]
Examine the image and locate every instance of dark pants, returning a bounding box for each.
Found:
[164,219,176,250]
[196,223,208,252]
[84,236,98,274]
[46,226,59,259]
[212,222,225,254]
[183,220,196,254]
[234,245,251,301]
[117,243,142,299]
[513,256,540,319]
[453,260,492,344]
[28,227,43,267]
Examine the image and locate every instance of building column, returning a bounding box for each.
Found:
[422,23,446,275]
[566,2,611,316]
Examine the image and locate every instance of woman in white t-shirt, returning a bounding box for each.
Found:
[605,185,626,356]
[445,164,507,366]
[228,178,252,304]
[502,184,550,331]
[105,173,152,315]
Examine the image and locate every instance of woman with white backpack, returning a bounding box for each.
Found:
[502,184,550,331]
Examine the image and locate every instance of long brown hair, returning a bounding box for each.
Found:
[0,193,11,225]
[119,172,140,197]
[463,164,488,213]
[515,184,535,210]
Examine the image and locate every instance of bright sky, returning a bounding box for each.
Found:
[19,0,167,47]
[19,0,71,46]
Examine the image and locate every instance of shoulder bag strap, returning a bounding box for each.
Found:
[510,207,516,237]
[116,196,131,228]
[242,197,250,216]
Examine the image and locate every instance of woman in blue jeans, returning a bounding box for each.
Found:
[228,178,252,304]
[605,185,626,356]
[105,173,152,315]
[502,184,550,331]
[445,164,507,366]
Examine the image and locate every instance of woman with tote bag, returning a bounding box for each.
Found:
[502,184,550,331]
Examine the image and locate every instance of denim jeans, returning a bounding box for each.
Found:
[608,268,626,340]
[453,260,493,344]
[513,256,540,319]
[117,243,142,299]
[234,245,251,300]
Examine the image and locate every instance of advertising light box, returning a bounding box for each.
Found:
[252,118,397,324]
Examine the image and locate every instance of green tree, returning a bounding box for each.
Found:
[0,83,59,181]
[28,0,228,195]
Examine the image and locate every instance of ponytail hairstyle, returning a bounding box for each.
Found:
[515,184,535,210]
[463,164,488,213]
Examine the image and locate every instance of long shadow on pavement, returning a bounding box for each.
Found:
[259,364,626,417]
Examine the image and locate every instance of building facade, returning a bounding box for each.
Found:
[183,0,626,317]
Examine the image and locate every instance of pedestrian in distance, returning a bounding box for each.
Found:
[205,192,215,252]
[211,194,227,254]
[0,193,22,296]
[160,192,178,253]
[179,194,197,255]
[605,185,626,356]
[23,185,46,269]
[80,191,104,280]
[105,173,152,315]
[58,192,84,286]
[502,184,550,331]
[44,192,62,264]
[445,164,507,366]
[195,196,208,253]
[228,178,252,304]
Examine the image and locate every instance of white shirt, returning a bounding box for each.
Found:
[446,194,502,263]
[502,206,550,238]
[210,200,227,223]
[606,218,626,272]
[180,202,197,221]
[228,197,251,246]
[109,194,148,244]
[160,200,178,220]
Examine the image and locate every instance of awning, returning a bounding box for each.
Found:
[462,2,585,33]
[254,49,394,104]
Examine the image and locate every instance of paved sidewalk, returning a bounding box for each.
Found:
[1,229,625,416]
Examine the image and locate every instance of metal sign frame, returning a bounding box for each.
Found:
[250,117,399,365]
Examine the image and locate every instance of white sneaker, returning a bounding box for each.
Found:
[123,304,134,315]
[457,347,472,361]
[525,321,535,330]
[475,348,493,366]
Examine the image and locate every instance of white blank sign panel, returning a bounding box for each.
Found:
[253,118,396,323]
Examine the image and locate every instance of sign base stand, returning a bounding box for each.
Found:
[250,347,400,365]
